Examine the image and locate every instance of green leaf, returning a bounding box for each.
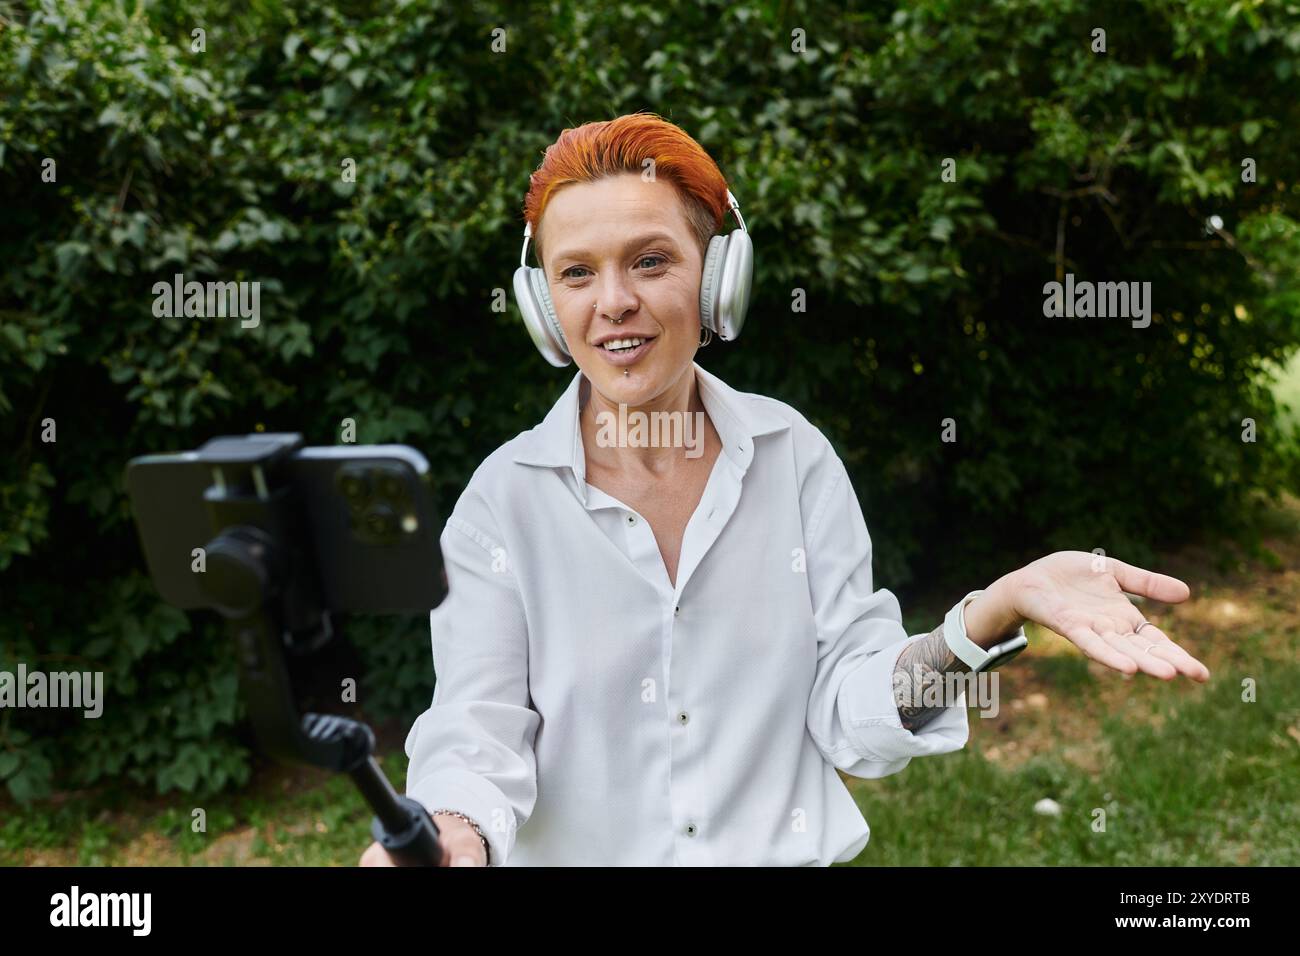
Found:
[929,216,954,242]
[54,241,89,276]
[0,325,24,353]
[96,104,127,127]
[0,752,21,778]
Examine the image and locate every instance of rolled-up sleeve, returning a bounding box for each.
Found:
[802,450,971,779]
[404,490,540,866]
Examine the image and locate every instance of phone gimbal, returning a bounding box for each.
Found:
[127,432,443,866]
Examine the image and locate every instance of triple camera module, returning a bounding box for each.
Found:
[334,462,420,545]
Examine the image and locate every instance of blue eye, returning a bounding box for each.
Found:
[561,255,666,280]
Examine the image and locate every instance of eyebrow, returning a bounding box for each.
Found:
[550,232,681,265]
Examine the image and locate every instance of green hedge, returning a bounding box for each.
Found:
[2,0,1298,803]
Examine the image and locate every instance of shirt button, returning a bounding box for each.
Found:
[677,711,689,725]
[626,514,636,525]
[685,822,698,837]
[674,605,680,616]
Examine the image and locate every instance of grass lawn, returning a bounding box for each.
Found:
[850,544,1300,865]
[5,506,1299,866]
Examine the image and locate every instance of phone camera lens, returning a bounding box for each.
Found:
[364,505,395,537]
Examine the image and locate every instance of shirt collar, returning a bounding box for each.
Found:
[511,361,791,496]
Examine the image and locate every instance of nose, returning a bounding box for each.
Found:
[592,275,638,323]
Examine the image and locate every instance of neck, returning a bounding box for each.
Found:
[580,366,708,474]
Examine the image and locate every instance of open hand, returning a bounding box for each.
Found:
[1009,550,1209,682]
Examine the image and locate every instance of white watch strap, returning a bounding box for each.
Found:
[943,589,993,670]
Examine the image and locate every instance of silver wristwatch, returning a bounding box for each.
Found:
[943,590,1029,673]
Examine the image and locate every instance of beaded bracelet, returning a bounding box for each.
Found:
[430,808,491,865]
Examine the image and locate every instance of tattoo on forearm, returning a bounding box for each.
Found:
[892,622,972,733]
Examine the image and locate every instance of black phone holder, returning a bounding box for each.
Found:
[190,432,441,866]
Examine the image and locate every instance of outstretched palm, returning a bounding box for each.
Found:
[1011,551,1209,682]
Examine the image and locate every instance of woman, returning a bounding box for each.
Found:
[361,113,1208,867]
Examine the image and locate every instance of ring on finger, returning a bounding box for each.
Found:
[1132,620,1159,654]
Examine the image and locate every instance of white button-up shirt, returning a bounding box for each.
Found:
[404,361,1017,865]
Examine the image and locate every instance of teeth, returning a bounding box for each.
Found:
[603,337,645,350]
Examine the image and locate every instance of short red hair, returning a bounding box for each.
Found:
[522,112,730,269]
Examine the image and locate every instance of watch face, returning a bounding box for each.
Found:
[976,635,1029,672]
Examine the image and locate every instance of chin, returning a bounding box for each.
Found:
[590,353,670,389]
[579,339,694,402]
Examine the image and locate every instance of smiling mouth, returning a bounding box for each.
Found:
[597,335,657,353]
[595,335,658,368]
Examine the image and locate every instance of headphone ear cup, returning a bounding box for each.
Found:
[699,229,752,342]
[513,266,571,367]
[699,234,726,337]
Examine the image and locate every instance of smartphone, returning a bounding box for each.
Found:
[125,441,445,614]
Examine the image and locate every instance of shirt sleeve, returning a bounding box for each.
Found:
[403,489,541,866]
[802,449,972,779]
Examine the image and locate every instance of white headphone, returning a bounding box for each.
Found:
[511,189,753,367]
